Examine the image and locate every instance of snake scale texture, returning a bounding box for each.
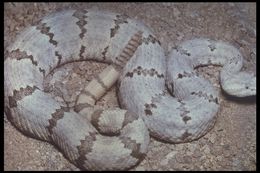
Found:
[4,9,256,170]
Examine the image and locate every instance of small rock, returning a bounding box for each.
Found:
[216,155,223,162]
[193,149,202,158]
[160,159,169,166]
[160,150,177,166]
[173,7,181,18]
[203,145,211,154]
[135,166,146,171]
[183,156,192,164]
[208,133,217,143]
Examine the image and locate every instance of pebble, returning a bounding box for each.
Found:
[160,150,178,166]
[193,149,203,158]
[173,7,181,18]
[209,133,217,144]
[203,145,211,154]
[135,166,146,171]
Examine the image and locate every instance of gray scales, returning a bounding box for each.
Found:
[4,9,256,170]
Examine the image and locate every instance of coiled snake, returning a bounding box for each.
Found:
[4,9,256,170]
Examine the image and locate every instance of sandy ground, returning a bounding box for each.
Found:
[4,2,256,171]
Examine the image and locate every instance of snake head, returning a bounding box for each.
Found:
[220,72,256,97]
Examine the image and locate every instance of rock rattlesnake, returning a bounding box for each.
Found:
[4,9,256,170]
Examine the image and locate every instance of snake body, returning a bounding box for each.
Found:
[4,9,256,170]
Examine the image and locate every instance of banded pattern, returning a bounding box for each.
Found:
[4,9,256,170]
[35,22,58,46]
[4,9,151,170]
[114,31,143,69]
[125,66,164,78]
[72,9,88,39]
[118,37,255,143]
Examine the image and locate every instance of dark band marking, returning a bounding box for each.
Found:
[75,131,98,168]
[142,34,161,45]
[177,71,196,79]
[122,49,132,57]
[176,100,191,124]
[119,136,145,159]
[182,116,192,123]
[90,109,103,132]
[55,51,63,66]
[122,111,139,128]
[143,91,168,116]
[124,45,136,54]
[47,106,70,135]
[115,56,125,65]
[180,130,192,141]
[208,44,216,51]
[144,102,158,116]
[145,103,157,108]
[125,72,133,77]
[128,40,139,48]
[7,49,38,66]
[191,91,219,104]
[72,9,88,39]
[110,14,129,38]
[79,45,86,59]
[111,25,120,38]
[101,46,109,60]
[125,66,164,78]
[144,109,153,116]
[207,40,217,52]
[81,90,98,102]
[74,103,92,113]
[95,75,109,91]
[35,22,58,46]
[8,86,38,108]
[175,46,191,56]
[39,67,46,77]
[114,31,143,69]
